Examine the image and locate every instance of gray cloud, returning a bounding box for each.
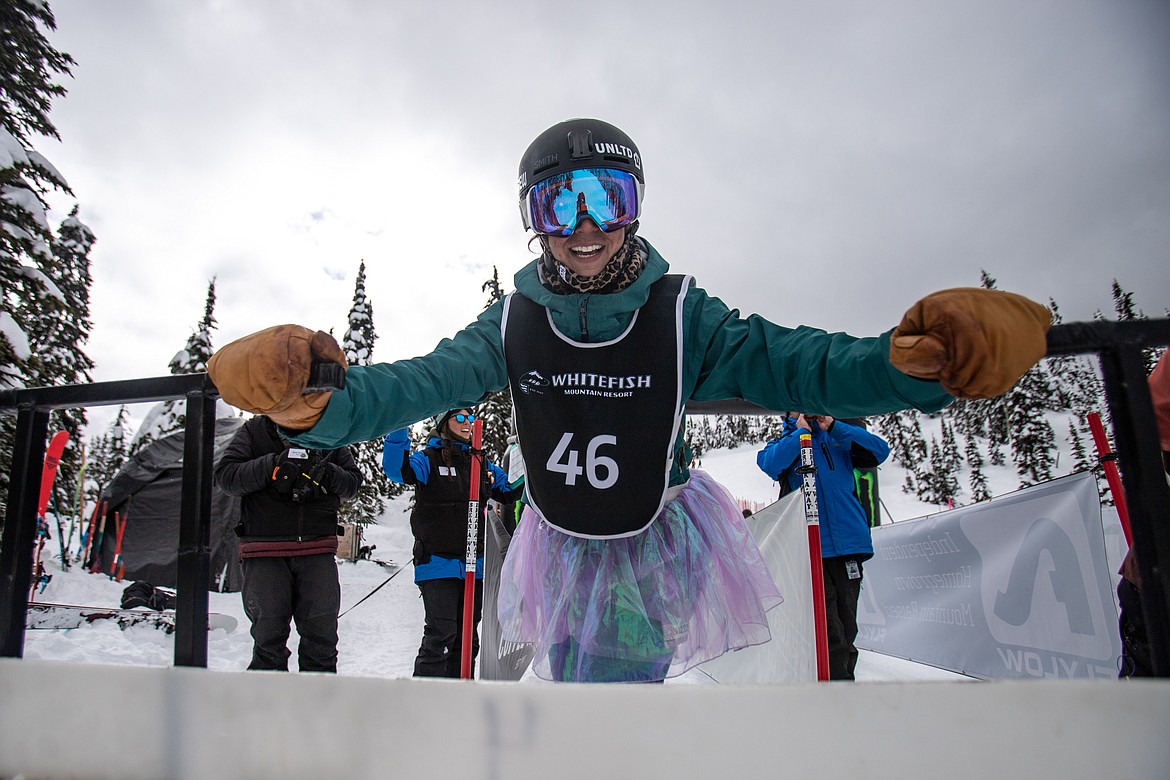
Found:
[41,0,1170,420]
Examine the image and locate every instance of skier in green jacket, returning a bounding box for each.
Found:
[209,118,1051,682]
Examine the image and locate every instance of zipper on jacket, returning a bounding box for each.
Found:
[821,442,835,470]
[578,295,589,341]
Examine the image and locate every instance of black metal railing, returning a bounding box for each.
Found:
[0,374,219,666]
[2,319,1169,674]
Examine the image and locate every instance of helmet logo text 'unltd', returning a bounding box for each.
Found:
[595,143,641,170]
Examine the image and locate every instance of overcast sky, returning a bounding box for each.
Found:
[39,0,1170,433]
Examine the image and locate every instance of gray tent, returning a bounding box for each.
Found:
[96,417,245,592]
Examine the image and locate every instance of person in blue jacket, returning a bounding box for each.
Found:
[209,117,1052,683]
[757,413,891,680]
[382,408,520,678]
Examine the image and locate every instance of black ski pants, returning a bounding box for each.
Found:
[415,577,483,678]
[823,556,864,681]
[242,553,340,673]
[1118,577,1153,678]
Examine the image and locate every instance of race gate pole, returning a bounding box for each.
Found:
[461,418,484,680]
[1087,412,1132,546]
[798,432,831,681]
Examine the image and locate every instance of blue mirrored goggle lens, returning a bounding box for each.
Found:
[454,413,475,423]
[526,168,640,236]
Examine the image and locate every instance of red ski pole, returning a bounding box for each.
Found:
[460,419,484,680]
[798,432,831,682]
[1087,412,1131,546]
[111,511,128,582]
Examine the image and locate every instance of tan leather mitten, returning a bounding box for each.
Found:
[890,288,1051,399]
[207,324,347,430]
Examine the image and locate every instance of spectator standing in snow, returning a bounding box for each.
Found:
[208,117,1052,683]
[381,409,521,678]
[757,414,890,679]
[215,415,363,673]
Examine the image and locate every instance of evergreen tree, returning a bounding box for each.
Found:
[947,398,985,439]
[1067,418,1093,474]
[920,434,960,506]
[921,420,962,506]
[1110,278,1161,375]
[984,397,1009,466]
[339,261,399,525]
[168,278,217,375]
[476,266,513,463]
[878,410,921,470]
[21,207,97,519]
[940,415,962,473]
[965,434,991,503]
[905,412,929,472]
[85,406,130,503]
[130,279,218,456]
[684,416,708,465]
[0,0,75,516]
[1069,416,1113,506]
[341,261,376,366]
[1110,278,1139,321]
[1007,363,1058,488]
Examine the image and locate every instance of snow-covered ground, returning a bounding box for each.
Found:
[21,441,1012,682]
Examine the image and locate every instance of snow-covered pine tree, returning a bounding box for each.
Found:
[476,267,513,463]
[920,434,960,506]
[878,409,928,473]
[920,419,961,506]
[86,405,130,495]
[1067,418,1093,475]
[20,206,97,520]
[130,279,218,456]
[984,397,1009,466]
[339,260,399,526]
[1007,362,1058,488]
[0,1,76,516]
[342,261,376,366]
[947,398,985,439]
[965,433,991,503]
[685,416,712,465]
[973,269,1010,465]
[1045,298,1106,419]
[877,410,927,495]
[940,415,963,473]
[1110,278,1164,374]
[726,413,750,447]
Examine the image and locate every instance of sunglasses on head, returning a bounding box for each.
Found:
[453,413,475,423]
[522,167,642,236]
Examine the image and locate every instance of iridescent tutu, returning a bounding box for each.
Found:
[497,470,782,682]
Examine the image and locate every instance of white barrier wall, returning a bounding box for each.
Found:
[2,658,1168,780]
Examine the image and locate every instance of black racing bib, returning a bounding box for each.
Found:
[502,275,689,538]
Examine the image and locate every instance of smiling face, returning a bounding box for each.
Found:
[447,409,474,442]
[546,218,626,278]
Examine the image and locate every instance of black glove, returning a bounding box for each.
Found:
[272,447,313,495]
[316,462,338,493]
[290,456,328,503]
[272,459,301,494]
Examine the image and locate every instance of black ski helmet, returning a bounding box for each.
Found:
[517,118,644,202]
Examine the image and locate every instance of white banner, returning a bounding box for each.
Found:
[857,472,1122,679]
[701,490,816,684]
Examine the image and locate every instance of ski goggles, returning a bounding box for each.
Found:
[522,167,643,236]
[453,413,476,423]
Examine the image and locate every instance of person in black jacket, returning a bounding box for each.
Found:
[382,409,521,678]
[215,414,363,673]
